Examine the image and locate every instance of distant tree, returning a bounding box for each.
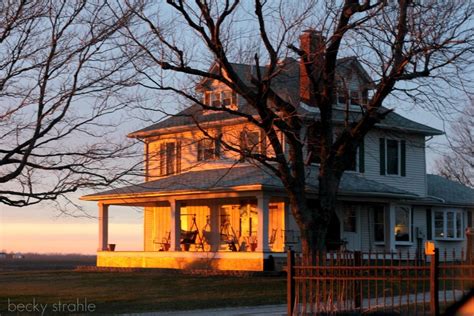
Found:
[437,102,474,188]
[0,1,140,207]
[121,0,473,254]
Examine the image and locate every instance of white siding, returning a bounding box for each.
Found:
[362,129,427,197]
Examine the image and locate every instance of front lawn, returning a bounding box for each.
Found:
[0,269,286,314]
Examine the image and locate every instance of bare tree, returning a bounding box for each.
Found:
[121,0,473,254]
[0,1,142,207]
[436,101,474,188]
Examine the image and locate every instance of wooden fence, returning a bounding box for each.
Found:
[287,248,474,315]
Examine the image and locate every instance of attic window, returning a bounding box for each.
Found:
[336,89,369,107]
[203,90,238,110]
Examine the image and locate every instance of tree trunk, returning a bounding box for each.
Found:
[287,164,343,259]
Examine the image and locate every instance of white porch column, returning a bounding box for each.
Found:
[98,203,109,251]
[256,193,270,252]
[386,203,396,252]
[169,199,181,251]
[210,200,220,252]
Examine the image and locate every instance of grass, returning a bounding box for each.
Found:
[0,269,286,314]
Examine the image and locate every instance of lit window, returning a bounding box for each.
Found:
[394,206,411,242]
[434,210,464,240]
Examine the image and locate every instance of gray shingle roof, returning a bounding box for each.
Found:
[82,165,415,200]
[427,174,474,206]
[129,58,442,137]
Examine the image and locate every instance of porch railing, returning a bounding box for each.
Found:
[287,248,474,315]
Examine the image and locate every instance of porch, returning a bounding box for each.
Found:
[90,190,301,271]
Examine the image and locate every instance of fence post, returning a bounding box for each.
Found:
[430,248,439,316]
[354,251,362,309]
[287,249,295,316]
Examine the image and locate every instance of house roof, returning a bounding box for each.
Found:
[81,165,417,201]
[426,174,474,206]
[128,58,442,138]
[128,103,442,138]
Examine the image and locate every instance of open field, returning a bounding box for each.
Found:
[0,258,286,314]
[0,254,96,271]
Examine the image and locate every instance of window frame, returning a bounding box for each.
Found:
[385,139,400,175]
[203,90,238,110]
[432,209,464,241]
[159,141,181,176]
[197,138,218,162]
[372,205,385,244]
[239,130,262,161]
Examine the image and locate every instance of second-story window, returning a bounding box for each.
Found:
[379,138,406,176]
[239,130,263,161]
[197,138,220,161]
[159,141,181,176]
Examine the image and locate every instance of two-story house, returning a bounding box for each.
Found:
[81,30,474,271]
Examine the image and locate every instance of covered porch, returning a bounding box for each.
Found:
[88,189,300,271]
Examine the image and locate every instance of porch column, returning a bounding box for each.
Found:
[386,203,396,252]
[98,203,109,251]
[169,199,181,251]
[256,193,270,252]
[210,200,220,252]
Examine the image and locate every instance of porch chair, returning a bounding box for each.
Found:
[268,228,278,248]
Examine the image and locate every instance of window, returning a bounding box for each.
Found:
[394,205,411,242]
[240,130,262,161]
[343,205,357,233]
[159,142,181,176]
[386,139,399,175]
[222,90,237,107]
[335,89,368,107]
[210,91,221,106]
[346,139,365,173]
[379,138,406,176]
[197,138,219,161]
[203,90,237,110]
[372,205,385,242]
[350,91,360,106]
[433,210,464,240]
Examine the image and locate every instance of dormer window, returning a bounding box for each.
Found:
[210,91,221,107]
[222,90,236,107]
[335,89,369,107]
[203,90,238,110]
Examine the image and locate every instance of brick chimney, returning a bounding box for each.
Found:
[299,29,325,106]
